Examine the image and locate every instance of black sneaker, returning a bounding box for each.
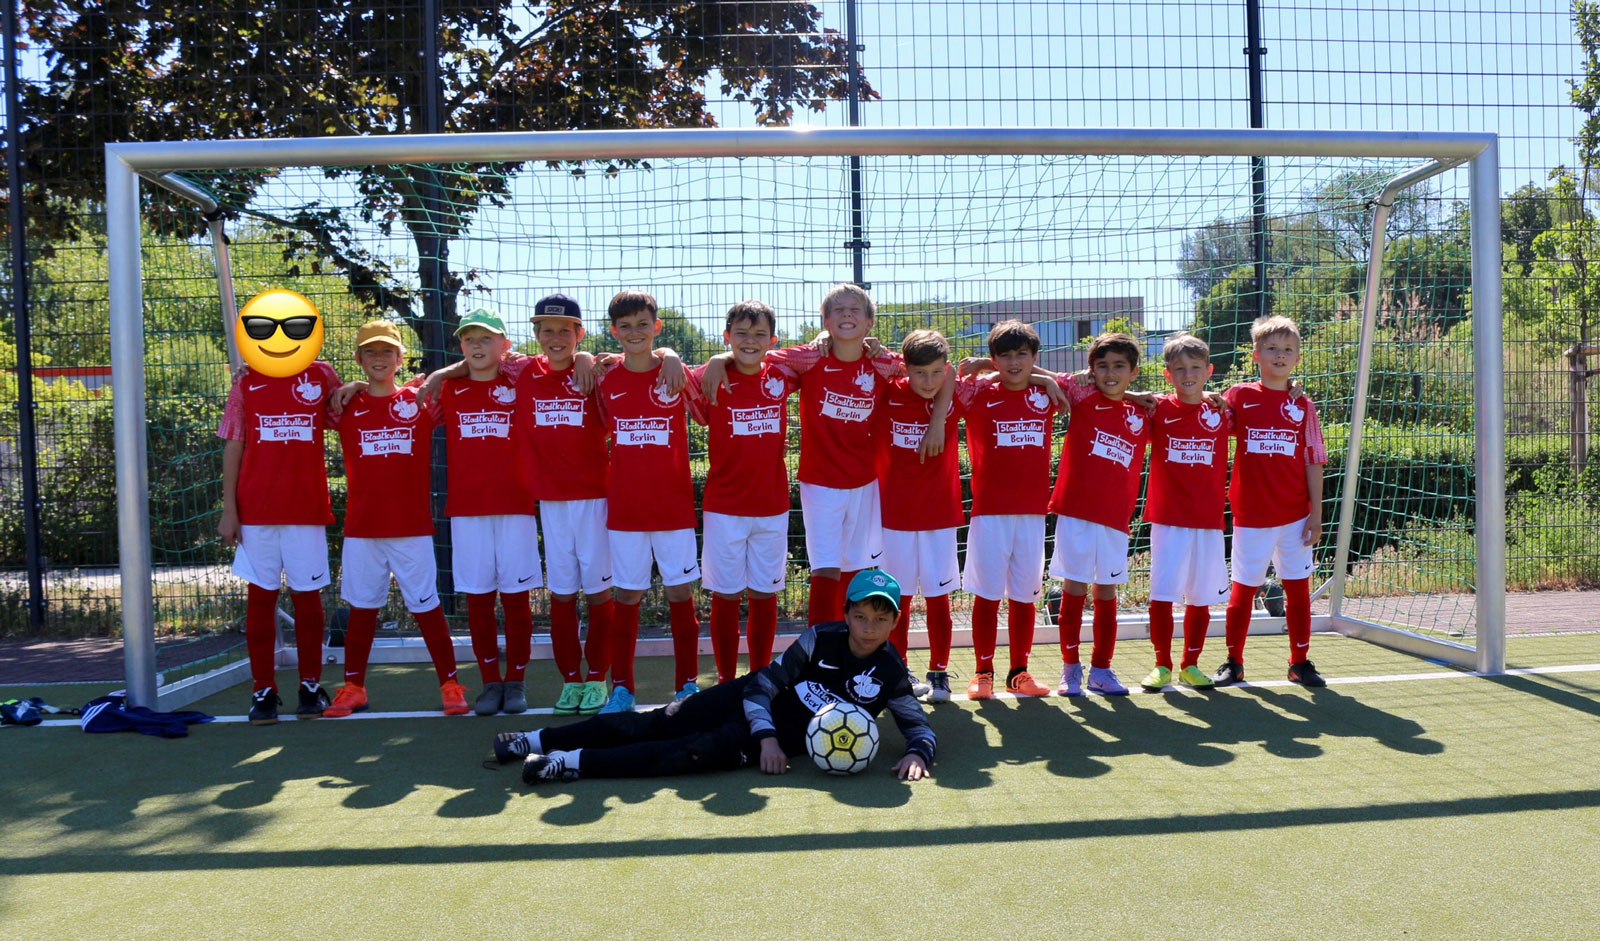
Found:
[926,671,952,703]
[522,751,580,785]
[248,687,281,726]
[296,681,330,718]
[1212,659,1246,686]
[493,730,534,764]
[1287,659,1327,688]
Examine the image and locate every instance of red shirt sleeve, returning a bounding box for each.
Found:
[1053,371,1095,406]
[683,364,709,426]
[767,343,820,378]
[217,375,246,440]
[953,373,987,410]
[1302,398,1328,465]
[498,351,536,383]
[869,350,903,378]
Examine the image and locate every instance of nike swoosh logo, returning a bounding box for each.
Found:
[682,566,695,574]
[1185,647,1203,653]
[454,387,470,395]
[481,657,497,664]
[1063,644,1080,650]
[870,551,882,560]
[1293,643,1309,648]
[817,659,839,669]
[823,366,843,373]
[938,578,954,587]
[1095,404,1114,410]
[1242,402,1260,408]
[1110,570,1124,578]
[312,572,326,581]
[987,400,1004,408]
[609,392,627,400]
[416,593,434,605]
[601,575,612,583]
[1164,417,1183,424]
[248,383,268,391]
[353,409,370,416]
[518,574,535,584]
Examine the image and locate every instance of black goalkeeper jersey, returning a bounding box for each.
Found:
[741,622,937,765]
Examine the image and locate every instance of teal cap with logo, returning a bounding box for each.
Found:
[845,569,901,612]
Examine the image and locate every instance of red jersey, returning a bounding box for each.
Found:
[510,356,609,502]
[1049,388,1151,534]
[217,362,339,526]
[691,362,798,518]
[439,371,536,518]
[767,344,898,490]
[1144,395,1232,531]
[876,375,965,530]
[598,363,697,531]
[963,375,1060,517]
[1224,382,1328,528]
[329,385,436,538]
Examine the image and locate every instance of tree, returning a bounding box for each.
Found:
[20,2,868,369]
[1176,218,1256,300]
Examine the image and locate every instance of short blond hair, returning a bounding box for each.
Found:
[820,282,876,321]
[1250,315,1301,346]
[1162,332,1210,364]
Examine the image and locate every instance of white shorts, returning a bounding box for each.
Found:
[609,528,700,591]
[1231,516,1316,587]
[1048,516,1132,585]
[449,514,543,594]
[540,499,613,596]
[882,527,960,597]
[234,524,331,593]
[1148,524,1231,606]
[702,511,789,595]
[961,515,1046,602]
[340,535,440,612]
[799,481,883,571]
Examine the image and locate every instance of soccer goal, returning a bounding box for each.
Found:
[104,127,1505,708]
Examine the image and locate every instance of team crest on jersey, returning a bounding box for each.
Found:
[291,373,323,405]
[1025,386,1051,413]
[651,382,681,407]
[1199,403,1222,431]
[849,667,882,704]
[490,384,516,405]
[1281,398,1306,424]
[852,370,876,395]
[389,395,420,422]
[1124,408,1146,436]
[762,374,787,400]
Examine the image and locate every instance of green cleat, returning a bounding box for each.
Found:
[552,682,584,715]
[1178,665,1215,689]
[1140,666,1171,691]
[577,680,608,714]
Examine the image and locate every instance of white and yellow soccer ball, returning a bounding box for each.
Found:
[805,701,881,775]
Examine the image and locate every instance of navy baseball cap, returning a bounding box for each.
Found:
[531,293,583,324]
[845,569,901,612]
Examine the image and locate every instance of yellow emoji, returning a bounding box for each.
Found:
[235,289,325,377]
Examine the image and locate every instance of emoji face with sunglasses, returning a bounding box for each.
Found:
[235,289,326,377]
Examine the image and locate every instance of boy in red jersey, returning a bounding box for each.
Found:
[596,290,707,712]
[216,295,339,725]
[687,301,800,684]
[438,309,542,716]
[1138,333,1233,692]
[1049,333,1154,698]
[324,321,469,717]
[1212,315,1329,688]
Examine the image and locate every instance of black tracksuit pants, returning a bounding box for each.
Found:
[539,678,762,778]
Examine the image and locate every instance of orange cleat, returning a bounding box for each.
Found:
[440,679,471,716]
[1005,670,1052,697]
[323,684,369,718]
[967,672,994,700]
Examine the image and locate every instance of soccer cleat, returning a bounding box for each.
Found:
[323,684,369,718]
[1287,659,1327,688]
[1006,669,1052,697]
[553,682,585,715]
[966,672,994,700]
[1140,666,1171,692]
[1058,663,1084,697]
[522,750,580,785]
[1087,666,1129,696]
[440,679,471,716]
[910,674,933,699]
[1212,659,1246,686]
[675,681,700,701]
[597,685,636,714]
[296,680,331,718]
[474,681,506,716]
[1177,665,1215,690]
[248,687,281,726]
[926,671,952,704]
[502,681,528,714]
[493,730,535,764]
[577,680,608,715]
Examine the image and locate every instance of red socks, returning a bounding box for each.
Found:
[972,596,1000,674]
[747,594,778,670]
[500,590,533,682]
[413,605,458,684]
[245,583,279,690]
[611,601,641,692]
[891,602,912,665]
[1058,591,1087,665]
[1284,577,1312,664]
[1007,601,1036,673]
[839,570,861,615]
[466,592,501,684]
[668,598,701,688]
[290,590,324,685]
[342,606,379,687]
[807,574,838,626]
[710,595,742,682]
[1148,600,1174,669]
[1225,581,1258,663]
[1180,605,1210,668]
[584,598,614,682]
[550,597,582,682]
[925,593,952,672]
[1090,597,1117,669]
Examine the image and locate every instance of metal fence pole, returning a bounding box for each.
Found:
[1245,0,1269,318]
[845,0,868,287]
[1469,141,1506,675]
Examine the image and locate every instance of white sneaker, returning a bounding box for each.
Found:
[910,674,933,699]
[1058,662,1084,696]
[1088,666,1129,696]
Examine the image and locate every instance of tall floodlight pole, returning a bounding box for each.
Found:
[1245,0,1269,315]
[846,0,869,287]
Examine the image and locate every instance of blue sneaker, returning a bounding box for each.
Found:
[674,681,700,701]
[1057,662,1084,697]
[597,685,636,714]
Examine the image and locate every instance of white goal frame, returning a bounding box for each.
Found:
[105,127,1506,708]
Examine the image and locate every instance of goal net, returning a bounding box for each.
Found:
[103,128,1505,707]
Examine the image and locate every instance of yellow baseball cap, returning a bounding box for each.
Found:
[356,320,405,350]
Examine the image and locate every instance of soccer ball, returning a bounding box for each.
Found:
[805,701,880,775]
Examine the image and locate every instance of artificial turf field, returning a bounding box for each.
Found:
[4,631,1600,938]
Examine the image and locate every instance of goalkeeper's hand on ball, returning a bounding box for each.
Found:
[893,754,930,781]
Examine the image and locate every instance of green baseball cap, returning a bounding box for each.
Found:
[845,569,901,612]
[454,308,508,337]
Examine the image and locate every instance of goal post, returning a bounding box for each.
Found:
[105,127,1505,708]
